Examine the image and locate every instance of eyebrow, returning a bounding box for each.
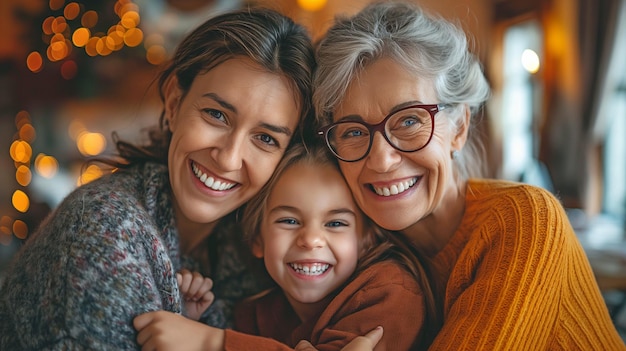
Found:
[269,205,356,217]
[203,93,237,113]
[203,93,293,137]
[335,100,425,122]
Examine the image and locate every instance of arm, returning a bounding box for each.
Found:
[429,186,624,350]
[178,269,215,321]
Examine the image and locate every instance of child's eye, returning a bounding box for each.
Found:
[326,220,349,228]
[276,218,299,225]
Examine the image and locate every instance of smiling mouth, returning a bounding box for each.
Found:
[191,161,237,191]
[371,177,419,196]
[288,262,331,276]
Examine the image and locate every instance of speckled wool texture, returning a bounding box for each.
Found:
[0,162,269,350]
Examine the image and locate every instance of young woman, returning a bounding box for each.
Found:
[134,143,431,350]
[312,1,625,349]
[0,7,315,349]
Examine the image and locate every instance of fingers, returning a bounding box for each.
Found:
[177,270,213,301]
[364,326,384,345]
[294,340,317,351]
[133,311,156,331]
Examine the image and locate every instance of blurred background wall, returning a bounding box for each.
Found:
[1,1,625,314]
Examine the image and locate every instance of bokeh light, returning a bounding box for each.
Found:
[35,154,59,179]
[12,220,29,240]
[19,124,36,142]
[12,190,30,213]
[10,140,33,164]
[297,0,327,11]
[522,49,540,74]
[16,165,32,187]
[26,52,43,72]
[77,131,107,156]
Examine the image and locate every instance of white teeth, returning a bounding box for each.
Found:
[289,262,330,276]
[374,178,417,197]
[191,162,236,191]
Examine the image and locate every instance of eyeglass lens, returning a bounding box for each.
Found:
[326,106,433,161]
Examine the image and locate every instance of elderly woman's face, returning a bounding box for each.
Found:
[333,58,464,231]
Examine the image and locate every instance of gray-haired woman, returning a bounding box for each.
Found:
[313,1,624,349]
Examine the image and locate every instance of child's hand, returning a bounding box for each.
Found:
[134,311,224,351]
[177,269,214,321]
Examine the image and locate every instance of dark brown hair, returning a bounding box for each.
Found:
[111,7,316,166]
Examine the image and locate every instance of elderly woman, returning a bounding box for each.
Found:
[313,2,625,350]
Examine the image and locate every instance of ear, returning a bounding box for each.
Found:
[251,236,264,258]
[451,104,471,151]
[163,75,182,132]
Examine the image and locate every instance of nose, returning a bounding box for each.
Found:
[365,131,402,172]
[296,227,326,250]
[212,133,245,172]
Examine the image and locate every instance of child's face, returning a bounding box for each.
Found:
[253,161,362,308]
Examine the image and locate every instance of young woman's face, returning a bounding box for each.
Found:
[333,58,465,232]
[253,161,361,309]
[165,57,300,227]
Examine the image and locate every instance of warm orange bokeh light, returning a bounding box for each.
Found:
[13,220,28,240]
[16,165,32,187]
[12,190,30,213]
[35,154,59,179]
[77,132,107,156]
[146,45,167,65]
[26,52,43,72]
[15,111,31,129]
[297,0,327,11]
[19,123,36,142]
[49,0,65,11]
[124,28,143,47]
[81,10,98,28]
[64,2,81,20]
[72,27,90,47]
[10,140,32,164]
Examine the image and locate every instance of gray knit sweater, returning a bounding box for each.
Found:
[0,162,270,350]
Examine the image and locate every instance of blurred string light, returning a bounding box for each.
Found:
[6,110,62,243]
[297,0,327,11]
[26,0,168,76]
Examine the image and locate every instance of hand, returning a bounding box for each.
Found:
[177,269,214,320]
[133,310,224,351]
[294,326,383,351]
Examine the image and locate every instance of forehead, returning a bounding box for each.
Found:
[189,57,300,126]
[270,162,356,206]
[335,58,437,120]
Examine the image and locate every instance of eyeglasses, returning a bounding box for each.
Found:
[317,104,450,162]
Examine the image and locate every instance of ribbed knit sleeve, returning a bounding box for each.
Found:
[427,179,625,350]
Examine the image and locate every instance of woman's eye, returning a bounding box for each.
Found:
[203,109,227,123]
[401,117,419,127]
[256,134,278,147]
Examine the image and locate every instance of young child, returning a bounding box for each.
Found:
[134,143,433,350]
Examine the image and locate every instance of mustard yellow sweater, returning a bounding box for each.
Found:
[425,179,625,350]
